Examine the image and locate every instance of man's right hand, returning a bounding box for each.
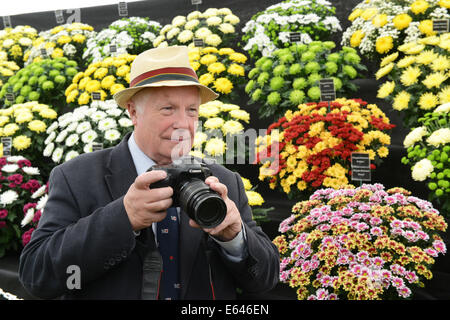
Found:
[123,170,173,231]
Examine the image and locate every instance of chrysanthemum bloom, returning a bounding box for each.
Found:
[393,14,412,30]
[376,36,394,54]
[411,158,434,181]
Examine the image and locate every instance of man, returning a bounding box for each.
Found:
[19,46,279,299]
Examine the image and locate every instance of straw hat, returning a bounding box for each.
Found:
[113,46,218,108]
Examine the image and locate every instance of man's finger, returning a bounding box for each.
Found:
[134,170,167,189]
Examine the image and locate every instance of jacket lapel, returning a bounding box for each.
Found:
[104,132,137,200]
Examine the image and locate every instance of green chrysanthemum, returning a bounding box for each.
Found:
[289,89,305,105]
[267,91,281,106]
[270,76,285,90]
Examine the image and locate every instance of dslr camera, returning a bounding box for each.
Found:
[148,157,227,228]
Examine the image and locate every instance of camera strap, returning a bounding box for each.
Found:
[202,232,216,300]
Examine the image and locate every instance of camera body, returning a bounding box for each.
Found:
[148,157,227,228]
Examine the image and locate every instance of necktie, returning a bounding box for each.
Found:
[157,207,180,300]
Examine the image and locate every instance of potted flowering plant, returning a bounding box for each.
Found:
[273,183,447,300]
[0,101,58,177]
[20,182,48,247]
[0,156,44,258]
[0,58,20,86]
[188,47,247,103]
[83,17,161,64]
[241,0,342,60]
[44,99,133,164]
[153,8,240,48]
[0,57,79,110]
[0,25,38,67]
[376,33,450,127]
[190,100,250,163]
[24,22,96,68]
[245,41,367,119]
[401,102,450,215]
[65,53,136,107]
[341,0,450,62]
[255,98,395,199]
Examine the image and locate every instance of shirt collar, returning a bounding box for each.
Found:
[127,131,156,175]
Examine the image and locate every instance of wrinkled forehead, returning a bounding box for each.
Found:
[130,86,201,106]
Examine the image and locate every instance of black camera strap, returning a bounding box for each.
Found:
[202,232,216,300]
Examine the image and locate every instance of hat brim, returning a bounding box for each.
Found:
[113,80,219,108]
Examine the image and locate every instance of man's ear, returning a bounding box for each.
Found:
[126,100,138,126]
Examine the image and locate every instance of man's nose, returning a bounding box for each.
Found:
[173,110,190,129]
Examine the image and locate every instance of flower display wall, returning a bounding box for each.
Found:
[0,57,79,110]
[245,41,367,120]
[273,184,447,300]
[402,103,450,215]
[255,98,395,199]
[154,8,240,48]
[188,46,247,103]
[0,156,44,257]
[43,99,133,164]
[342,0,450,61]
[376,34,450,127]
[83,17,161,64]
[242,0,342,60]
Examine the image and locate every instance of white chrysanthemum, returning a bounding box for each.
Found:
[411,159,434,181]
[43,143,55,157]
[206,16,222,26]
[76,121,92,134]
[98,118,117,131]
[52,147,64,163]
[65,150,79,162]
[66,121,78,132]
[193,131,208,148]
[22,167,40,175]
[45,131,56,145]
[0,190,19,205]
[65,133,80,147]
[118,118,133,127]
[21,208,35,227]
[6,156,26,163]
[104,129,121,142]
[403,126,428,148]
[91,111,107,121]
[31,185,46,199]
[81,130,98,143]
[36,194,48,211]
[434,102,450,114]
[1,164,19,173]
[55,129,68,143]
[427,128,450,147]
[105,108,122,117]
[177,30,194,43]
[83,143,93,153]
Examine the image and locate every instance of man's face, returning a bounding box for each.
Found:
[126,86,201,165]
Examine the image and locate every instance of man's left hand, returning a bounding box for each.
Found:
[189,176,242,242]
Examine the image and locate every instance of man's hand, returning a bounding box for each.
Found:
[123,170,173,231]
[189,176,242,242]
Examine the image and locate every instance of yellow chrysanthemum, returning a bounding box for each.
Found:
[57,35,71,45]
[110,83,125,95]
[418,20,435,36]
[422,72,448,89]
[418,92,439,110]
[350,30,365,47]
[15,112,33,123]
[348,8,363,21]
[39,108,57,119]
[199,54,217,65]
[438,86,450,104]
[12,135,31,151]
[380,52,399,67]
[397,56,416,68]
[199,73,215,86]
[213,78,233,94]
[375,36,393,54]
[411,0,430,14]
[78,92,91,105]
[222,120,244,135]
[227,63,245,76]
[241,177,253,191]
[28,119,47,133]
[93,67,108,79]
[416,50,438,65]
[400,66,422,86]
[229,109,250,123]
[439,0,450,8]
[85,80,101,93]
[199,103,220,118]
[229,52,247,64]
[51,48,64,58]
[101,75,116,89]
[393,91,411,111]
[207,62,226,74]
[204,117,224,129]
[246,190,265,206]
[205,138,226,156]
[116,65,130,77]
[372,14,388,27]
[377,81,395,98]
[375,62,394,80]
[2,123,19,136]
[393,14,412,30]
[72,33,86,43]
[431,56,450,72]
[66,90,79,103]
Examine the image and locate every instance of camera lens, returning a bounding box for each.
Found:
[179,179,227,228]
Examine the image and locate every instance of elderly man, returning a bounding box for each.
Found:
[19,46,279,300]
